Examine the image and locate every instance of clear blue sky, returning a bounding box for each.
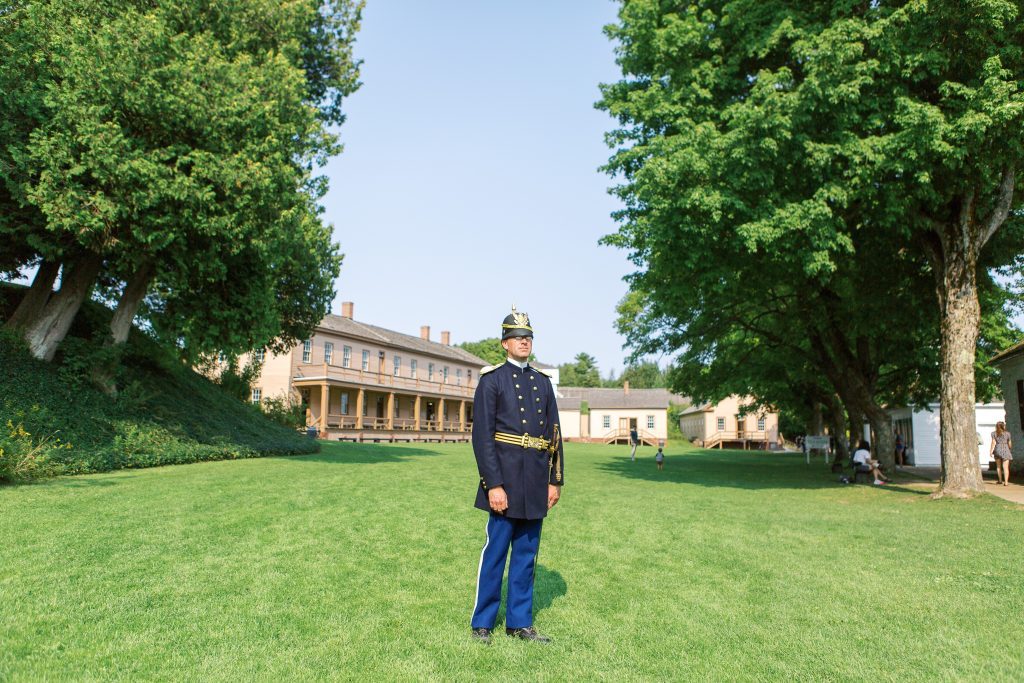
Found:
[321,1,634,375]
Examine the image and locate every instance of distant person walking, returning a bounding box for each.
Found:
[629,427,639,462]
[655,447,664,471]
[990,421,1013,486]
[852,440,890,485]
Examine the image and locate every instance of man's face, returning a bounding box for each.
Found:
[502,335,533,362]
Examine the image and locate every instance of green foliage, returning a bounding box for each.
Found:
[0,0,363,361]
[666,401,690,443]
[597,0,1023,452]
[0,413,64,483]
[457,337,506,366]
[261,393,306,430]
[0,289,316,481]
[559,352,602,387]
[618,361,667,389]
[579,400,590,416]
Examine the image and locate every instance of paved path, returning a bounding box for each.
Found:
[897,466,1024,504]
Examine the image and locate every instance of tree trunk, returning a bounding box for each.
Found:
[107,261,154,345]
[5,259,60,330]
[847,405,864,452]
[22,253,103,361]
[935,241,984,496]
[810,402,823,436]
[865,404,895,471]
[828,406,850,464]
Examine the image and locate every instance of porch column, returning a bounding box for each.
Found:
[459,400,466,432]
[355,388,365,429]
[320,383,329,435]
[387,392,395,430]
[414,395,421,431]
[438,398,446,431]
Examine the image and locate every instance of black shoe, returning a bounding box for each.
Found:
[506,626,551,643]
[471,627,492,644]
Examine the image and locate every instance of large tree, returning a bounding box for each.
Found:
[559,352,602,387]
[599,1,1023,495]
[0,0,361,364]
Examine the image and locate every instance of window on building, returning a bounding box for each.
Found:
[410,359,417,378]
[251,388,262,404]
[757,416,766,431]
[394,355,401,376]
[647,415,655,430]
[456,369,463,385]
[443,366,449,384]
[468,370,472,384]
[341,392,349,415]
[324,342,333,365]
[362,350,370,371]
[428,363,435,381]
[603,415,611,429]
[717,417,725,431]
[302,340,312,363]
[342,345,351,368]
[255,349,265,362]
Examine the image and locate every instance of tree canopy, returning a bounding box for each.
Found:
[0,0,362,368]
[599,0,1024,494]
[559,352,602,387]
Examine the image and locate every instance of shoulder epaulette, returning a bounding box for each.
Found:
[480,364,502,375]
[536,367,554,378]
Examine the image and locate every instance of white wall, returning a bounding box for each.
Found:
[891,403,1005,467]
[559,409,581,439]
[590,408,669,440]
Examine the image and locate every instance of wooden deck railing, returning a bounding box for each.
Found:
[294,363,475,398]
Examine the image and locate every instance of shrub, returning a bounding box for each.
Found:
[0,417,66,483]
[261,393,306,430]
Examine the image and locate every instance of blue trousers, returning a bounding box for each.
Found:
[471,513,543,629]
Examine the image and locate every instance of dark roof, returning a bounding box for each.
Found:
[991,339,1024,366]
[679,402,712,416]
[556,387,688,409]
[317,314,488,366]
[556,396,582,410]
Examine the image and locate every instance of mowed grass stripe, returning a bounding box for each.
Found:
[1,442,1021,681]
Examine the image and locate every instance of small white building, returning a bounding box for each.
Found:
[888,402,1006,467]
[990,340,1024,471]
[556,385,687,445]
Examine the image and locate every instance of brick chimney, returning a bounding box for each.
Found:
[623,380,630,395]
[420,325,430,341]
[341,301,354,319]
[440,330,451,346]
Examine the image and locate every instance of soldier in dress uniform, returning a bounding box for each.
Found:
[469,307,564,644]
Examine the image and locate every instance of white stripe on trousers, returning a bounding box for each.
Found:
[470,515,491,619]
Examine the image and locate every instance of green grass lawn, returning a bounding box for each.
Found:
[2,443,1022,681]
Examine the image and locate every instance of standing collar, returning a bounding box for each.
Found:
[505,357,529,370]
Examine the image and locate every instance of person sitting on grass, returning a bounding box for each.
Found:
[852,440,890,485]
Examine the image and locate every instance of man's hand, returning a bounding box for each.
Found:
[488,486,508,514]
[547,485,561,510]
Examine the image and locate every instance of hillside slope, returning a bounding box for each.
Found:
[1,284,316,480]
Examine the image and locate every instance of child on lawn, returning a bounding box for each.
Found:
[655,447,664,471]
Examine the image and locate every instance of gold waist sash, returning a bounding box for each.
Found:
[494,431,551,451]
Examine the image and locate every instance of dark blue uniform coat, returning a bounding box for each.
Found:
[472,361,564,519]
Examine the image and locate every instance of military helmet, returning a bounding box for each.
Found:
[501,305,533,340]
